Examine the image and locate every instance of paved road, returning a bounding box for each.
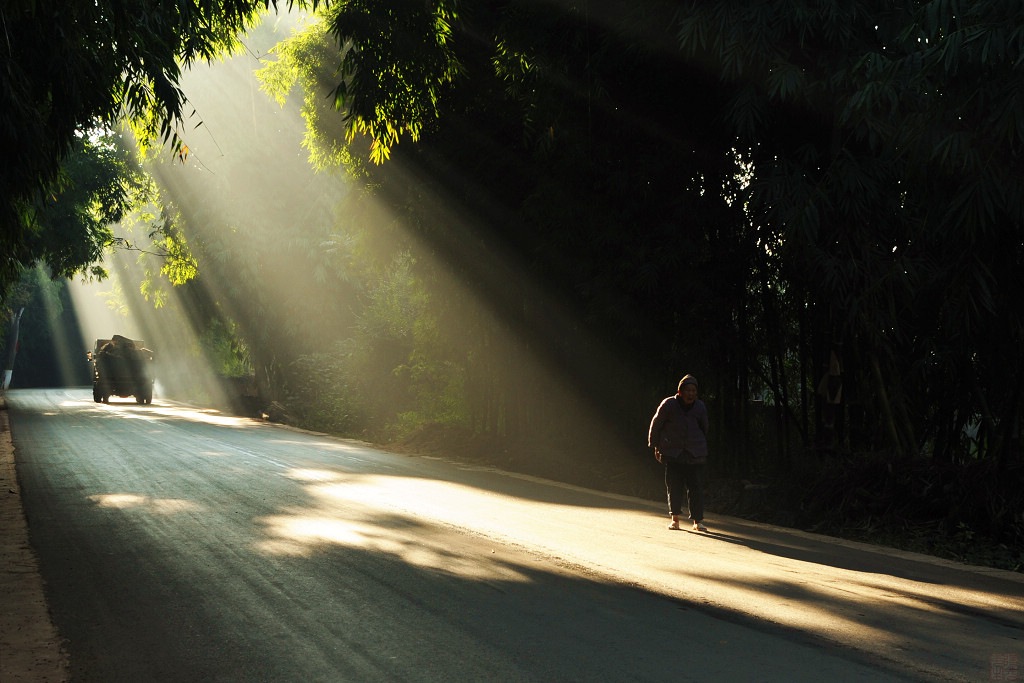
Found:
[8,388,1023,681]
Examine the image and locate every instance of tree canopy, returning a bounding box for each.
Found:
[0,0,308,302]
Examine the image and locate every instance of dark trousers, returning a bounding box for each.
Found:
[665,460,705,521]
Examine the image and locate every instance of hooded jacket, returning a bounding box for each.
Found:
[648,395,708,464]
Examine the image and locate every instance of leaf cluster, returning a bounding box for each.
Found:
[0,0,307,304]
[324,0,461,162]
[1,131,151,320]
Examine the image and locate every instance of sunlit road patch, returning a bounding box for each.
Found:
[88,493,205,514]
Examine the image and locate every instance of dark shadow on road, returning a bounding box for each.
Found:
[692,528,944,581]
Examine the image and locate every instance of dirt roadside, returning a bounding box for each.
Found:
[0,394,68,682]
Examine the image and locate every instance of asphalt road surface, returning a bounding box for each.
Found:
[8,388,1024,682]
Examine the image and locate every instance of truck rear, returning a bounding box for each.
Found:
[88,335,156,404]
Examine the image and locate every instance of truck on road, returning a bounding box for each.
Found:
[88,335,156,404]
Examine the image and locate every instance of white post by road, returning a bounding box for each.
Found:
[3,307,25,390]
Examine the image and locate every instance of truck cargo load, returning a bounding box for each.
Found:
[88,335,156,404]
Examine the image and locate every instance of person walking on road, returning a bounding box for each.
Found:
[648,374,709,531]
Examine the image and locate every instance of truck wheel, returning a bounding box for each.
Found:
[97,380,110,403]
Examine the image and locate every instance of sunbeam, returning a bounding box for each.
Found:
[69,5,634,484]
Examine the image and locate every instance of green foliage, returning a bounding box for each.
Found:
[259,16,374,173]
[125,201,200,307]
[325,0,462,163]
[159,231,200,287]
[0,0,302,305]
[198,318,252,378]
[0,130,151,303]
[2,267,64,329]
[286,345,362,434]
[284,251,468,440]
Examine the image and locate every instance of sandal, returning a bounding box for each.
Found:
[668,518,681,530]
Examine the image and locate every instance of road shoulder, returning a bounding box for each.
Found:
[0,394,68,682]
